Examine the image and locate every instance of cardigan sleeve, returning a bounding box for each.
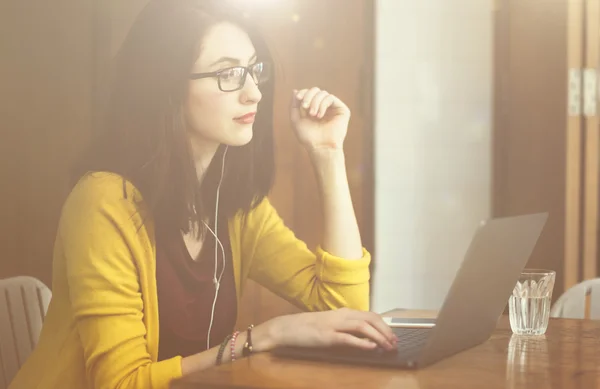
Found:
[245,198,371,312]
[60,174,182,389]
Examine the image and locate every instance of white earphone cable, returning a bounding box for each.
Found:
[205,145,228,350]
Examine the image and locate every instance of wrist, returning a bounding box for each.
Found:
[307,147,345,164]
[308,149,348,192]
[251,319,281,352]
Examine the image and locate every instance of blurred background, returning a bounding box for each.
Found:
[0,0,596,328]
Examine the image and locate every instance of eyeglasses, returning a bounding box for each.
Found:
[189,62,270,92]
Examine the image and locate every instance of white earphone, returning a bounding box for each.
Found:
[203,145,228,350]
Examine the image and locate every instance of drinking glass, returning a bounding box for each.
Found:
[508,269,556,335]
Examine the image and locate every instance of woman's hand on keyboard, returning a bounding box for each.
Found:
[266,308,398,351]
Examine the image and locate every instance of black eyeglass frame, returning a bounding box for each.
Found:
[189,62,270,92]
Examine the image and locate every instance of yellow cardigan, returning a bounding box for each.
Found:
[9,172,370,389]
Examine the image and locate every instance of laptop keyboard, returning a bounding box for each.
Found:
[273,327,433,365]
[392,327,431,356]
[331,327,431,361]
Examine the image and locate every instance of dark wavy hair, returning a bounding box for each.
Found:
[74,0,275,235]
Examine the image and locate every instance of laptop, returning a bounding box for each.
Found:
[273,212,548,369]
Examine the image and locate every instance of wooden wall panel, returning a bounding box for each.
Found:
[292,0,368,250]
[0,0,94,285]
[0,1,22,278]
[582,0,600,285]
[493,0,569,301]
[564,0,584,295]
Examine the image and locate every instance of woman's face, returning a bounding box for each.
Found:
[185,22,264,149]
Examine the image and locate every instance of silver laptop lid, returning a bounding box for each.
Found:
[418,212,548,367]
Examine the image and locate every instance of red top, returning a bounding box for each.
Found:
[155,220,237,361]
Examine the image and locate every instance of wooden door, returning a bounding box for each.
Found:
[493,0,570,300]
[580,0,600,290]
[562,0,600,293]
[494,0,600,298]
[564,0,584,298]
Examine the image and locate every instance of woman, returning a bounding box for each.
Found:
[9,1,397,389]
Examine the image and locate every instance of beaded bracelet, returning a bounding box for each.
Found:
[230,331,240,362]
[216,334,232,366]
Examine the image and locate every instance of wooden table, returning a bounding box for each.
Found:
[172,309,600,389]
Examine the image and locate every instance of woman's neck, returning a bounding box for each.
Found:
[189,135,220,185]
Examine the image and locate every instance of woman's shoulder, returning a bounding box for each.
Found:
[232,196,284,234]
[71,170,141,199]
[62,171,145,222]
[241,196,276,221]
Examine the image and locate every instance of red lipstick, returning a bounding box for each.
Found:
[234,112,256,124]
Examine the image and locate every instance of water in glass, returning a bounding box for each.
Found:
[509,270,555,336]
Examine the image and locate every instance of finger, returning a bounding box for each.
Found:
[295,88,308,100]
[362,312,398,344]
[299,87,322,110]
[332,332,378,350]
[365,312,398,341]
[328,94,351,116]
[308,91,330,116]
[340,320,395,350]
[317,95,335,118]
[348,311,397,344]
